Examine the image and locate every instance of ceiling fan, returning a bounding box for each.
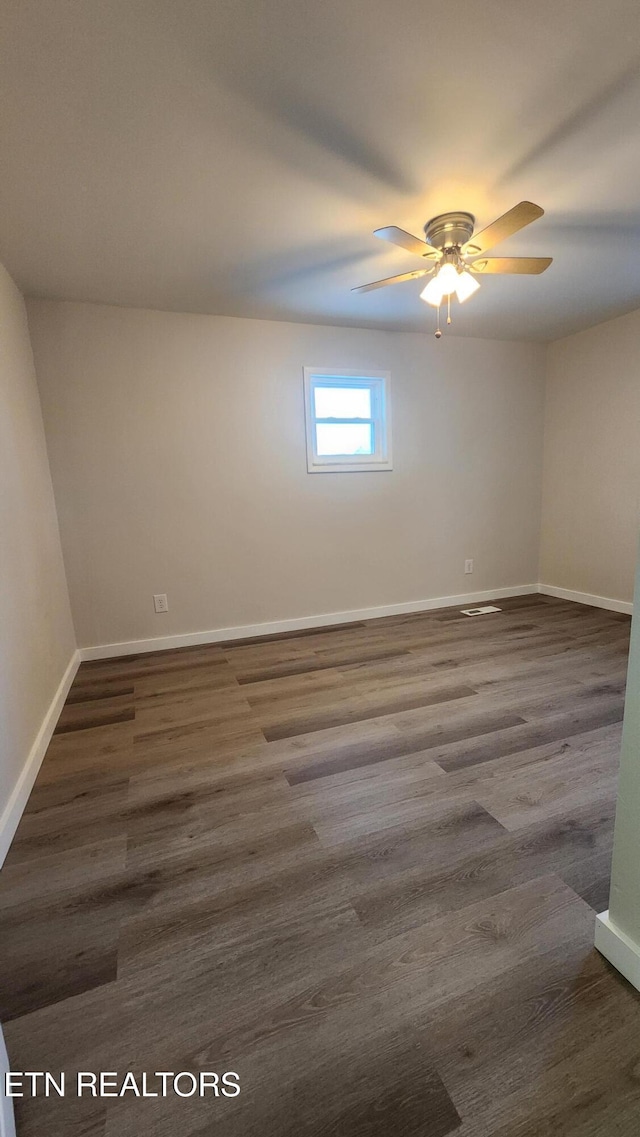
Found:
[352,201,552,337]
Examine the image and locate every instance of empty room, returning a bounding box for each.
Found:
[2,1,640,1134]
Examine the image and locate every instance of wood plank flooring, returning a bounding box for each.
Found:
[2,594,639,1136]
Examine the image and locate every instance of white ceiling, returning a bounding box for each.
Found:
[1,0,640,340]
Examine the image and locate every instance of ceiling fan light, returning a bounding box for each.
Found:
[436,262,459,295]
[455,270,481,303]
[420,275,445,307]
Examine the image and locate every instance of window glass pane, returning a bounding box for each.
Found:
[314,385,371,420]
[315,423,373,456]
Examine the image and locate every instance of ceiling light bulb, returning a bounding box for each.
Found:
[455,270,481,303]
[420,274,446,307]
[436,262,459,296]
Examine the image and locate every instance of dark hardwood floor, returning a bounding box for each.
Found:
[2,593,639,1136]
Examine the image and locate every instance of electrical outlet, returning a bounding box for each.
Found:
[153,593,169,613]
[464,559,474,574]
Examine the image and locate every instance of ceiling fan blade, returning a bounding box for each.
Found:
[351,267,435,293]
[374,226,439,259]
[468,257,552,275]
[463,202,544,257]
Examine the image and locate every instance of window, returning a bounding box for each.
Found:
[303,369,392,473]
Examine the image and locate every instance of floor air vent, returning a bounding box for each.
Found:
[460,605,502,616]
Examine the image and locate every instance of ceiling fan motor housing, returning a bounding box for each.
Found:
[424,211,475,251]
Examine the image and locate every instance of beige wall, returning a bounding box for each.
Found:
[540,308,640,604]
[0,265,75,829]
[28,300,546,649]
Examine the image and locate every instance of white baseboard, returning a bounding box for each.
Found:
[539,583,633,615]
[79,584,539,661]
[595,910,640,992]
[0,650,80,868]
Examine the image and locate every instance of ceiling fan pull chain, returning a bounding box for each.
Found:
[447,293,452,325]
[435,304,442,338]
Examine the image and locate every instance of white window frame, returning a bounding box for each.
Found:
[303,368,393,474]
